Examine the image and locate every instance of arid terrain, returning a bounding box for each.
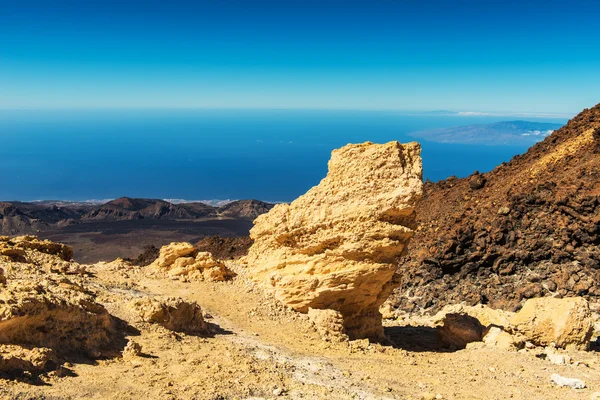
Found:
[1,104,599,400]
[1,237,599,400]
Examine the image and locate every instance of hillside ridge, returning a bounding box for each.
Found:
[391,102,600,313]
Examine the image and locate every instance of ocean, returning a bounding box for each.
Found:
[0,109,567,202]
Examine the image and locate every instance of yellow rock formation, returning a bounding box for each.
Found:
[150,242,234,281]
[244,141,423,339]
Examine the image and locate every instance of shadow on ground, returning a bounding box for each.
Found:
[384,325,456,353]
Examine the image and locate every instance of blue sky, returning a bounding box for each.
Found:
[1,0,599,113]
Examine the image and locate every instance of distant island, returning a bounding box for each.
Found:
[409,120,563,145]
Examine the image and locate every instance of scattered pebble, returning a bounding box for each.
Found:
[550,373,586,389]
[546,352,566,365]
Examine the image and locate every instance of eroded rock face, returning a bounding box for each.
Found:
[150,243,235,282]
[0,276,118,358]
[245,141,423,339]
[509,297,593,349]
[0,237,119,360]
[307,308,348,343]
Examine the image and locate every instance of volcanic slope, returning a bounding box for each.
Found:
[391,102,600,313]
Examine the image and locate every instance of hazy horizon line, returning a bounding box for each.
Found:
[0,106,575,119]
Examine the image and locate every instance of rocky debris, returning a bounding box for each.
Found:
[244,141,423,340]
[0,345,58,374]
[392,102,600,314]
[307,308,348,342]
[122,340,142,359]
[509,297,593,350]
[195,236,253,260]
[545,348,571,365]
[150,242,235,282]
[550,373,586,389]
[438,313,484,349]
[130,297,208,334]
[428,299,593,351]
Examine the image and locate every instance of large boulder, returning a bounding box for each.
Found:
[244,141,423,339]
[509,297,593,349]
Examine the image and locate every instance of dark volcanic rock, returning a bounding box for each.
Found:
[391,102,600,314]
[84,198,217,221]
[195,236,253,260]
[217,200,275,220]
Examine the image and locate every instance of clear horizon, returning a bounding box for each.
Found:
[2,1,599,113]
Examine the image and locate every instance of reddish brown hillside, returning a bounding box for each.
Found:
[391,103,600,313]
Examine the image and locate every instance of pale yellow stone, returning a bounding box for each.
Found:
[244,141,423,339]
[151,243,234,282]
[509,297,593,350]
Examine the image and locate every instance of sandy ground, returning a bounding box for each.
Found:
[1,261,599,400]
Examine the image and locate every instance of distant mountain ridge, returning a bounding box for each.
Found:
[409,120,563,145]
[0,197,275,235]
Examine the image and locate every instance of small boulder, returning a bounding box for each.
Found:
[122,340,142,359]
[468,172,486,190]
[550,373,585,389]
[151,242,196,269]
[0,345,58,374]
[509,297,593,350]
[130,297,208,334]
[151,243,235,282]
[438,313,485,349]
[497,207,511,216]
[482,326,516,350]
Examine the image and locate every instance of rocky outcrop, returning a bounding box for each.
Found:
[150,242,235,281]
[0,275,118,358]
[0,238,120,360]
[244,141,423,340]
[130,297,207,334]
[509,297,593,350]
[1,235,73,262]
[391,102,600,314]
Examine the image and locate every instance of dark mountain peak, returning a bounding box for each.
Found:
[217,200,275,220]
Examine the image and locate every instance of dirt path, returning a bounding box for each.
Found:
[1,263,599,399]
